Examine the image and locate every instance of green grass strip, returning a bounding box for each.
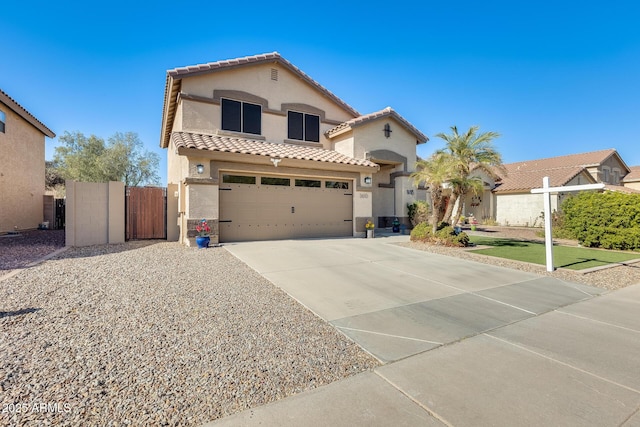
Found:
[468,236,640,270]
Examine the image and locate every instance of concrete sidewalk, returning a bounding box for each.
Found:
[205,237,640,426]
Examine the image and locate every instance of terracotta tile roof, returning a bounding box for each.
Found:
[603,184,640,194]
[161,52,360,148]
[623,166,640,182]
[325,107,428,144]
[494,165,590,193]
[0,88,55,138]
[493,149,624,193]
[171,132,379,169]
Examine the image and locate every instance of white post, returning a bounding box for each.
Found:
[531,179,604,273]
[542,177,554,272]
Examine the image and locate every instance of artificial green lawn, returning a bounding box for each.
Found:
[469,236,640,270]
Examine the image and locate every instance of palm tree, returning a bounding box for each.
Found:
[435,126,504,227]
[410,152,452,234]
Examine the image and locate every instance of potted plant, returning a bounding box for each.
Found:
[195,219,211,248]
[365,219,375,238]
[469,214,478,231]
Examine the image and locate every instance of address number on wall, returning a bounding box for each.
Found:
[359,193,369,199]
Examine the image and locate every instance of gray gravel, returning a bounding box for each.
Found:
[0,242,379,426]
[0,230,65,273]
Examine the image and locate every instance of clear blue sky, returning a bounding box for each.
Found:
[3,1,640,186]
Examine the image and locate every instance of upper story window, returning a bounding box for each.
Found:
[288,111,320,143]
[602,167,610,183]
[221,99,261,135]
[0,110,5,133]
[612,170,620,185]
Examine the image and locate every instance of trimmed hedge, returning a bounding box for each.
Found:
[560,191,640,250]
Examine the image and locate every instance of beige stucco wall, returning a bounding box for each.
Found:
[167,183,179,241]
[457,169,497,221]
[352,119,418,171]
[624,182,640,191]
[65,181,125,246]
[178,63,356,147]
[496,193,559,227]
[395,176,417,219]
[372,166,394,220]
[0,103,46,232]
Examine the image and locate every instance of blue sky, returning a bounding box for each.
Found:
[3,1,640,185]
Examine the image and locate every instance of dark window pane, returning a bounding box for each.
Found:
[288,111,303,140]
[295,179,321,187]
[243,103,261,134]
[305,114,320,142]
[261,177,290,186]
[222,174,256,184]
[222,99,241,132]
[325,181,349,189]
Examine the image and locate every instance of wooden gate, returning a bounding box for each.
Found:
[126,187,167,240]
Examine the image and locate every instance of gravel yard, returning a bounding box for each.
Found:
[1,241,378,426]
[0,230,65,273]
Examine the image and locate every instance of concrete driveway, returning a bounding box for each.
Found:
[225,235,602,363]
[213,236,640,426]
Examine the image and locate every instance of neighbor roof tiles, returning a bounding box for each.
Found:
[493,149,622,193]
[623,166,640,182]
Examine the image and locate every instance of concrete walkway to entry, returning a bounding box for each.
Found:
[207,236,640,426]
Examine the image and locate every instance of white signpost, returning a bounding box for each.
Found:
[531,177,605,272]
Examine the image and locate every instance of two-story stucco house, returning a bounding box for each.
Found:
[0,89,55,233]
[160,52,428,245]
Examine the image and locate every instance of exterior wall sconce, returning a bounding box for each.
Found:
[364,176,372,185]
[196,164,205,174]
[383,123,392,138]
[270,158,282,167]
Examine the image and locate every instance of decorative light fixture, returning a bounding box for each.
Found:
[383,123,392,138]
[364,176,372,185]
[196,164,204,174]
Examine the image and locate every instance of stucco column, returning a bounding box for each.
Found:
[393,174,415,227]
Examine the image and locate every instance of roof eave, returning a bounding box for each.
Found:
[176,146,379,173]
[0,90,55,138]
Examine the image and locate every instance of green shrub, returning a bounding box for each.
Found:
[410,222,430,241]
[407,201,429,227]
[410,222,469,247]
[559,191,640,250]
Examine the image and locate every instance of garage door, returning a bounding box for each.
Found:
[219,174,353,242]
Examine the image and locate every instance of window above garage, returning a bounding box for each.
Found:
[222,99,262,135]
[288,111,320,143]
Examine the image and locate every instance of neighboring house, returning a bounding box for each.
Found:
[160,52,428,245]
[487,149,632,227]
[623,166,640,191]
[0,89,55,233]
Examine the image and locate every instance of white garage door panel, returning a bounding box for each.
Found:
[219,177,352,242]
